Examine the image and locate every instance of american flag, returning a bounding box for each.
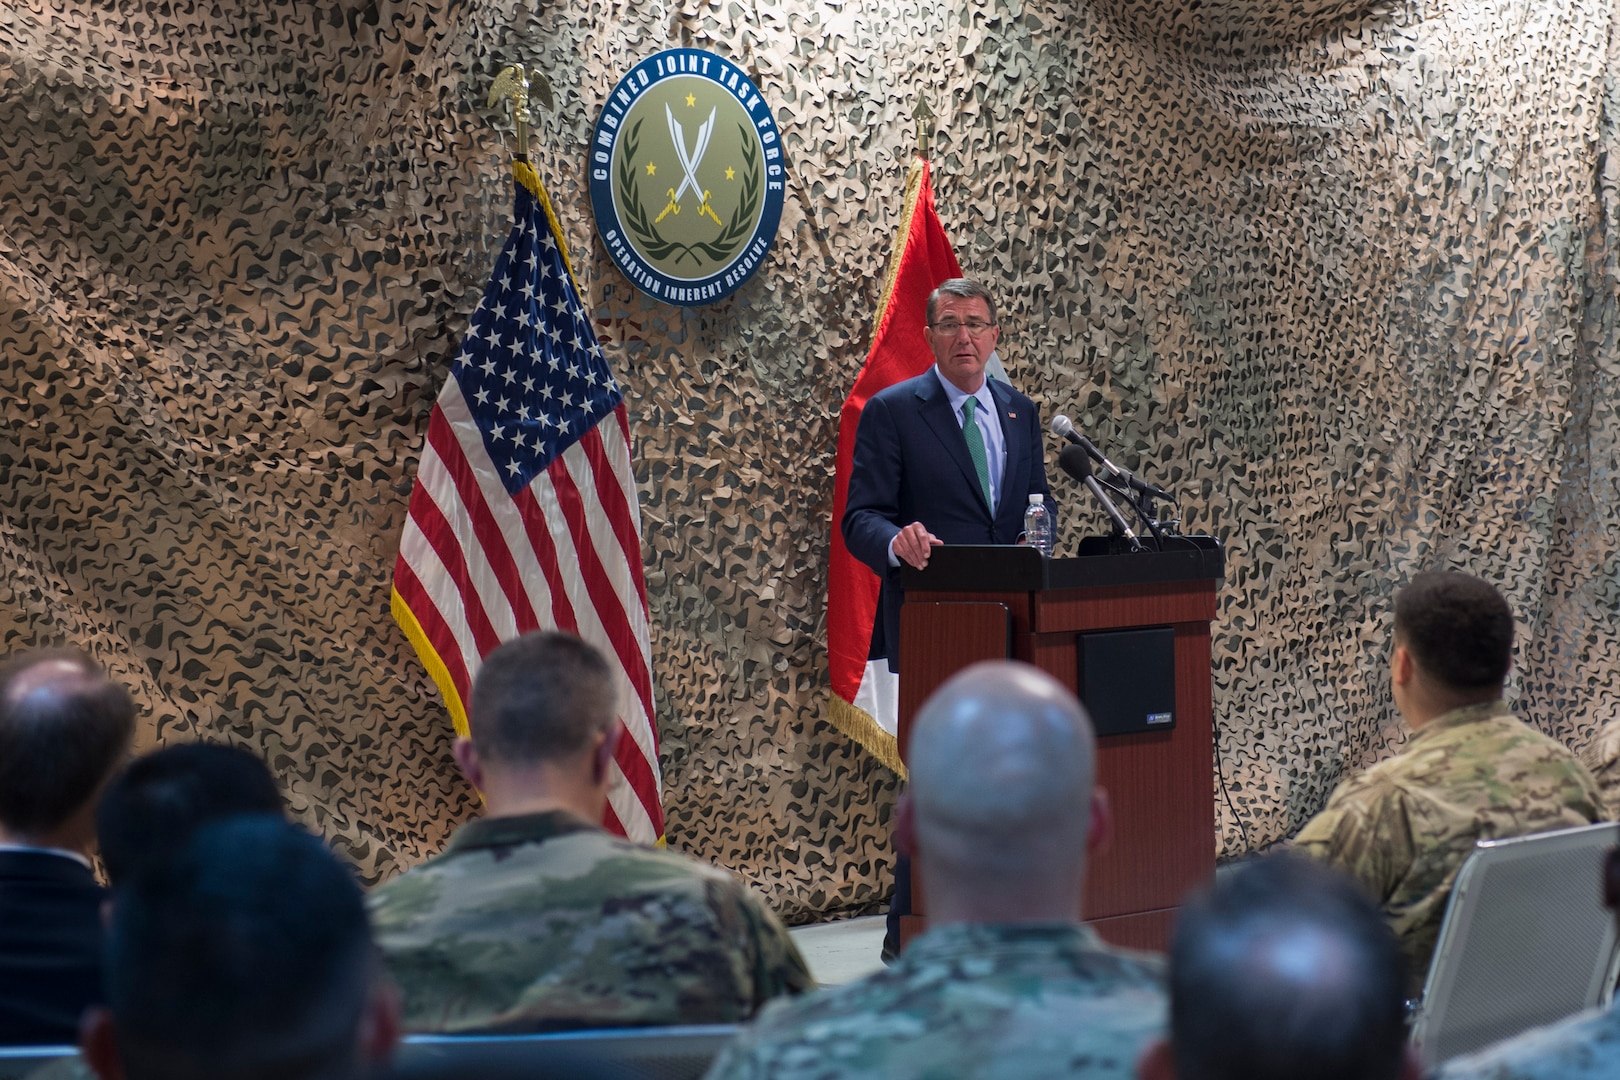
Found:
[391,163,663,844]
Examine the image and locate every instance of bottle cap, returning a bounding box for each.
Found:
[1028,494,1043,505]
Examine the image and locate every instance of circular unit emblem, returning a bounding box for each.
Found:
[589,49,785,307]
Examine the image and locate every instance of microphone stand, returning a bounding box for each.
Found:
[1096,475,1168,548]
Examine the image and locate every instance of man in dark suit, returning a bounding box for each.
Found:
[842,277,1053,671]
[0,649,135,1044]
[841,277,1053,961]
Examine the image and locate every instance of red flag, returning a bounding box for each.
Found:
[826,158,961,773]
[392,163,663,844]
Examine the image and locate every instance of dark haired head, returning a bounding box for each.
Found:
[1393,572,1513,694]
[926,278,998,326]
[0,648,135,837]
[1167,854,1408,1080]
[468,631,617,766]
[100,816,377,1080]
[96,743,284,886]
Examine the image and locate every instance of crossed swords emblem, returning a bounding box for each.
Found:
[655,103,725,227]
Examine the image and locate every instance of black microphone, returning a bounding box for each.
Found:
[1049,414,1172,501]
[1058,445,1140,548]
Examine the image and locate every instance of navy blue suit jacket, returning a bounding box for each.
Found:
[0,850,106,1045]
[841,369,1052,668]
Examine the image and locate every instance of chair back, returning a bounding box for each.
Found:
[0,1046,77,1080]
[378,1024,739,1080]
[1411,820,1620,1068]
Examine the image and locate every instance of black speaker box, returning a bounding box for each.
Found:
[1076,626,1176,736]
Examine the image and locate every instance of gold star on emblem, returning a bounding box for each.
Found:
[685,92,696,107]
[646,162,656,175]
[725,166,736,180]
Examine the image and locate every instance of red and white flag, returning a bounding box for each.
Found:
[826,158,962,773]
[392,163,663,844]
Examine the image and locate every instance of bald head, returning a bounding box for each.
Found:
[0,648,135,840]
[907,662,1097,916]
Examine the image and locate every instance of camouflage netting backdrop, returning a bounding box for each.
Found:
[3,0,1619,921]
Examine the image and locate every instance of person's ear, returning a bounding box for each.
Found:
[80,1006,125,1080]
[358,976,403,1068]
[592,723,622,787]
[1135,1037,1176,1080]
[1391,643,1415,689]
[895,792,917,858]
[451,736,484,792]
[1087,787,1113,858]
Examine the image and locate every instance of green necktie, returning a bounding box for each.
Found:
[961,396,992,508]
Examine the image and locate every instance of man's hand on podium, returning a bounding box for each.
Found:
[892,522,944,570]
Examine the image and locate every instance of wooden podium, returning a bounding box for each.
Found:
[896,539,1224,952]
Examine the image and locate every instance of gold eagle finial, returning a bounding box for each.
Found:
[488,65,554,161]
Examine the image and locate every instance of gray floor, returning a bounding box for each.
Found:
[788,914,888,986]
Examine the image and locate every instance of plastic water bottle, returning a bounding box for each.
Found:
[1024,493,1054,557]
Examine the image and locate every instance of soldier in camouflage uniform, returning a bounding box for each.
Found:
[369,631,811,1033]
[1293,572,1606,990]
[704,661,1165,1080]
[1431,845,1620,1080]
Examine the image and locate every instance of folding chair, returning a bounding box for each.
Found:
[1410,821,1620,1068]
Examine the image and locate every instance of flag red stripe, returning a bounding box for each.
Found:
[613,720,663,830]
[586,415,651,607]
[391,556,474,704]
[408,483,504,659]
[425,414,541,633]
[602,798,626,838]
[545,454,648,716]
[511,485,582,633]
[577,425,656,719]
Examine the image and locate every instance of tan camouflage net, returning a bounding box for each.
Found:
[2,0,1618,920]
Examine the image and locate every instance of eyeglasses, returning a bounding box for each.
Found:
[929,320,996,337]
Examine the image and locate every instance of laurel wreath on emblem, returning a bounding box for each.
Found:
[618,118,762,267]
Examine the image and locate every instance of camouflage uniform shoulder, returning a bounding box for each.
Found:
[1582,718,1620,819]
[1433,1002,1620,1080]
[370,810,810,1033]
[705,923,1165,1080]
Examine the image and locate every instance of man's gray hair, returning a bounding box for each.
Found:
[926,278,998,326]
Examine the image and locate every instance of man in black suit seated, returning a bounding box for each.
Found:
[80,816,399,1080]
[0,649,134,1044]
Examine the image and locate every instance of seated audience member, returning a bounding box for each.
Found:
[95,742,285,885]
[704,660,1165,1080]
[1431,846,1620,1079]
[369,630,812,1032]
[0,649,134,1044]
[79,816,398,1080]
[1136,853,1418,1080]
[1294,571,1605,986]
[1581,720,1620,819]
